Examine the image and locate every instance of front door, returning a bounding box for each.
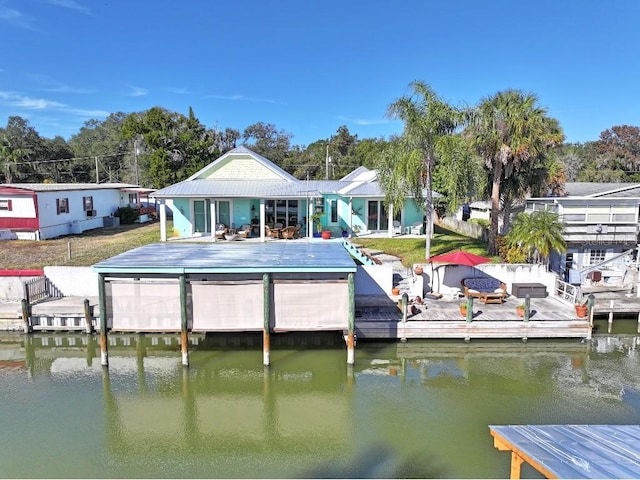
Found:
[194,200,210,233]
[367,201,389,231]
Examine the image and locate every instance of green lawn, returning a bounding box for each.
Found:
[354,225,496,267]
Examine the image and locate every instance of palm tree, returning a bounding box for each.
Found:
[466,90,564,254]
[0,137,30,183]
[386,81,460,259]
[506,211,566,267]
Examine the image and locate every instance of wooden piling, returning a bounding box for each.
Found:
[263,273,271,367]
[83,298,94,334]
[608,299,614,333]
[523,294,530,323]
[465,297,473,323]
[98,273,108,367]
[21,299,31,334]
[179,274,189,367]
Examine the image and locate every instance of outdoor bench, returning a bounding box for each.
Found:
[462,277,507,304]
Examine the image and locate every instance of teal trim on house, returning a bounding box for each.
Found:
[152,146,438,240]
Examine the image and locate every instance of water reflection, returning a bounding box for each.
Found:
[1,333,639,478]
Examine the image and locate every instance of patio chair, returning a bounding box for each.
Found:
[214,223,228,239]
[281,225,299,239]
[237,224,252,238]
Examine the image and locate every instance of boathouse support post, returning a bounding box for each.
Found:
[83,298,94,334]
[523,294,530,322]
[179,274,189,367]
[263,273,271,367]
[21,299,31,334]
[347,272,355,365]
[98,273,108,367]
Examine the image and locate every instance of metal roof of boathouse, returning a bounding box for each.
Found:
[490,424,640,479]
[93,241,358,275]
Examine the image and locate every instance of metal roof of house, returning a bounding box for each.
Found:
[490,424,640,479]
[93,241,357,274]
[0,183,137,192]
[563,182,640,198]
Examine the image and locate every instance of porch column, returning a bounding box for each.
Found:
[348,197,353,236]
[387,203,394,238]
[98,273,108,367]
[346,272,355,365]
[308,199,314,239]
[159,199,167,242]
[210,200,217,241]
[260,200,266,242]
[263,273,271,366]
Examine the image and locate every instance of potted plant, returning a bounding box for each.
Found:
[516,304,526,318]
[310,212,323,238]
[459,302,468,317]
[575,300,588,318]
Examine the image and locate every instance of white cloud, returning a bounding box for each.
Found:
[207,93,282,104]
[336,115,389,126]
[0,5,39,30]
[168,87,190,94]
[43,0,91,15]
[126,85,149,97]
[0,91,65,109]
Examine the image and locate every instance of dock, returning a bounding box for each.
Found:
[355,294,591,341]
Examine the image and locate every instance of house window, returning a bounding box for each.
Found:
[330,199,338,223]
[588,249,606,265]
[56,198,69,214]
[83,196,94,211]
[0,199,11,211]
[129,193,138,204]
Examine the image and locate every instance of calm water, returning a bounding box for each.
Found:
[1,324,639,479]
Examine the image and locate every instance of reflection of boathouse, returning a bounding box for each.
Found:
[93,242,357,367]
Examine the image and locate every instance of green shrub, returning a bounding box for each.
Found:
[115,206,139,225]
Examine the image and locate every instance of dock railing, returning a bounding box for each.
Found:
[22,276,63,305]
[555,278,581,304]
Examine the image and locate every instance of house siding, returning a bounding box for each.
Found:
[207,158,282,180]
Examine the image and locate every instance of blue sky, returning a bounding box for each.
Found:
[0,0,638,147]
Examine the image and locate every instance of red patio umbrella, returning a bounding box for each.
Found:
[428,250,492,267]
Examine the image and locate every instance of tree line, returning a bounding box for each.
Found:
[1,83,639,255]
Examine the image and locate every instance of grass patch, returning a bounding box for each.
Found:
[354,225,496,267]
[1,221,171,270]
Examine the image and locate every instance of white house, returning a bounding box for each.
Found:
[526,182,640,287]
[0,183,153,240]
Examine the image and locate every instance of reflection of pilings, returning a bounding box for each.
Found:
[182,365,199,450]
[136,335,147,392]
[180,274,189,367]
[86,334,96,367]
[24,334,35,377]
[101,365,120,451]
[263,273,271,366]
[98,273,108,367]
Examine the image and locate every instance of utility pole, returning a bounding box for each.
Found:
[95,156,99,183]
[134,138,140,186]
[325,145,332,180]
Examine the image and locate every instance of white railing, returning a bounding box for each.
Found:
[555,278,581,304]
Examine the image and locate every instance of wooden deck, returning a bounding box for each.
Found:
[355,294,592,341]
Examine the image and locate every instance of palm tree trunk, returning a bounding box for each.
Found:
[489,162,502,255]
[424,154,433,260]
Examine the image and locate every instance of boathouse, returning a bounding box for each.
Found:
[92,241,358,366]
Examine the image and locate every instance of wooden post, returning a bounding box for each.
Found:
[401,293,408,323]
[588,294,595,328]
[83,298,94,334]
[179,274,189,367]
[347,272,355,365]
[21,299,31,333]
[523,294,530,322]
[98,273,108,367]
[608,299,614,333]
[263,273,271,367]
[465,297,473,323]
[510,451,524,480]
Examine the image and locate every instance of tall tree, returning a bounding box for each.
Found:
[466,90,564,254]
[242,122,292,165]
[386,81,460,259]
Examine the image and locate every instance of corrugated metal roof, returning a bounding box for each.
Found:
[93,241,357,274]
[490,424,640,479]
[564,182,640,197]
[0,183,137,192]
